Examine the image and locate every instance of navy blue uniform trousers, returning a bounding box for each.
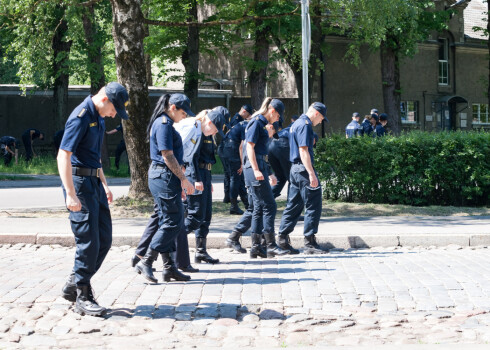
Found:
[148,166,183,253]
[279,164,322,237]
[268,138,291,198]
[64,175,112,286]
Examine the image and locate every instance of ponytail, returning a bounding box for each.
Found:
[252,97,273,119]
[146,94,171,141]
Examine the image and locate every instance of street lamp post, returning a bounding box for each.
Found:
[301,0,310,114]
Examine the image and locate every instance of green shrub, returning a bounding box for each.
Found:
[315,131,490,206]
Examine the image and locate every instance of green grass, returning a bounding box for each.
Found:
[0,155,58,175]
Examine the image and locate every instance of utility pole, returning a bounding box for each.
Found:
[301,0,310,114]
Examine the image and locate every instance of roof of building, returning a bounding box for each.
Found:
[463,0,488,40]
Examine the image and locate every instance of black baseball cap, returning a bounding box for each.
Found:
[242,104,254,115]
[379,113,388,121]
[207,110,226,137]
[312,102,328,122]
[105,82,129,120]
[169,93,195,117]
[270,99,285,119]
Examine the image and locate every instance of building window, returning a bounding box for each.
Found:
[472,103,489,124]
[438,38,449,86]
[401,101,418,124]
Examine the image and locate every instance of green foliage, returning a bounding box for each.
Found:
[315,132,490,206]
[0,154,58,175]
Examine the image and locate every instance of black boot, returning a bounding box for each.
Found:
[61,272,76,302]
[135,248,159,283]
[195,237,220,264]
[304,235,328,254]
[278,234,300,255]
[264,232,290,258]
[229,199,244,215]
[250,233,267,259]
[223,192,230,203]
[179,265,200,273]
[74,285,106,317]
[225,231,246,253]
[131,254,140,267]
[162,252,191,282]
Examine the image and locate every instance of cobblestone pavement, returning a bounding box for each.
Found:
[0,244,489,349]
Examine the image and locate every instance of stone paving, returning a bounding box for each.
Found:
[0,244,489,348]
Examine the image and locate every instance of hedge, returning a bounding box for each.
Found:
[315,131,490,206]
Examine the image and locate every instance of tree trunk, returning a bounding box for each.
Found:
[52,5,72,132]
[182,0,199,111]
[82,5,110,170]
[143,8,153,86]
[380,40,402,135]
[110,0,151,198]
[249,20,269,110]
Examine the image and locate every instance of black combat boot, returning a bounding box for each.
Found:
[264,232,290,258]
[135,248,159,283]
[131,254,140,267]
[225,230,246,253]
[249,233,267,259]
[278,234,300,255]
[229,199,244,215]
[179,265,200,273]
[304,235,328,254]
[74,285,106,317]
[162,252,191,282]
[61,272,76,302]
[195,237,220,264]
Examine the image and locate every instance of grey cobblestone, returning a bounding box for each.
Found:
[0,245,489,348]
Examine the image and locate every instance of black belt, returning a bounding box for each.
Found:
[199,162,212,170]
[225,139,240,144]
[293,161,303,165]
[72,167,100,177]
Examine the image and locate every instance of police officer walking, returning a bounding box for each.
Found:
[134,93,195,284]
[222,107,252,215]
[173,108,226,270]
[277,102,328,255]
[58,82,129,317]
[106,124,127,170]
[345,112,361,138]
[268,116,291,198]
[375,113,388,137]
[241,97,289,259]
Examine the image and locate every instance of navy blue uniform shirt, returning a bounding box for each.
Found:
[345,120,360,138]
[199,135,216,164]
[22,129,42,140]
[245,114,269,156]
[0,136,16,148]
[290,114,315,164]
[229,113,244,128]
[375,124,386,137]
[60,95,105,169]
[277,127,290,139]
[226,121,246,143]
[149,114,184,165]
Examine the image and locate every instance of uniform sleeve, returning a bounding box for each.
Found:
[156,123,174,152]
[245,120,260,144]
[295,123,310,148]
[60,116,88,153]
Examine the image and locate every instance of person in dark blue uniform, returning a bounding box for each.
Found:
[359,114,374,137]
[375,113,388,137]
[229,104,253,127]
[277,102,328,255]
[134,93,196,284]
[180,108,226,267]
[268,116,291,198]
[345,112,361,138]
[216,107,232,204]
[223,108,252,215]
[241,97,289,259]
[58,82,129,317]
[22,128,44,162]
[106,124,127,170]
[0,136,19,165]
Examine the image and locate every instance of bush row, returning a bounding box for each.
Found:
[315,131,490,206]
